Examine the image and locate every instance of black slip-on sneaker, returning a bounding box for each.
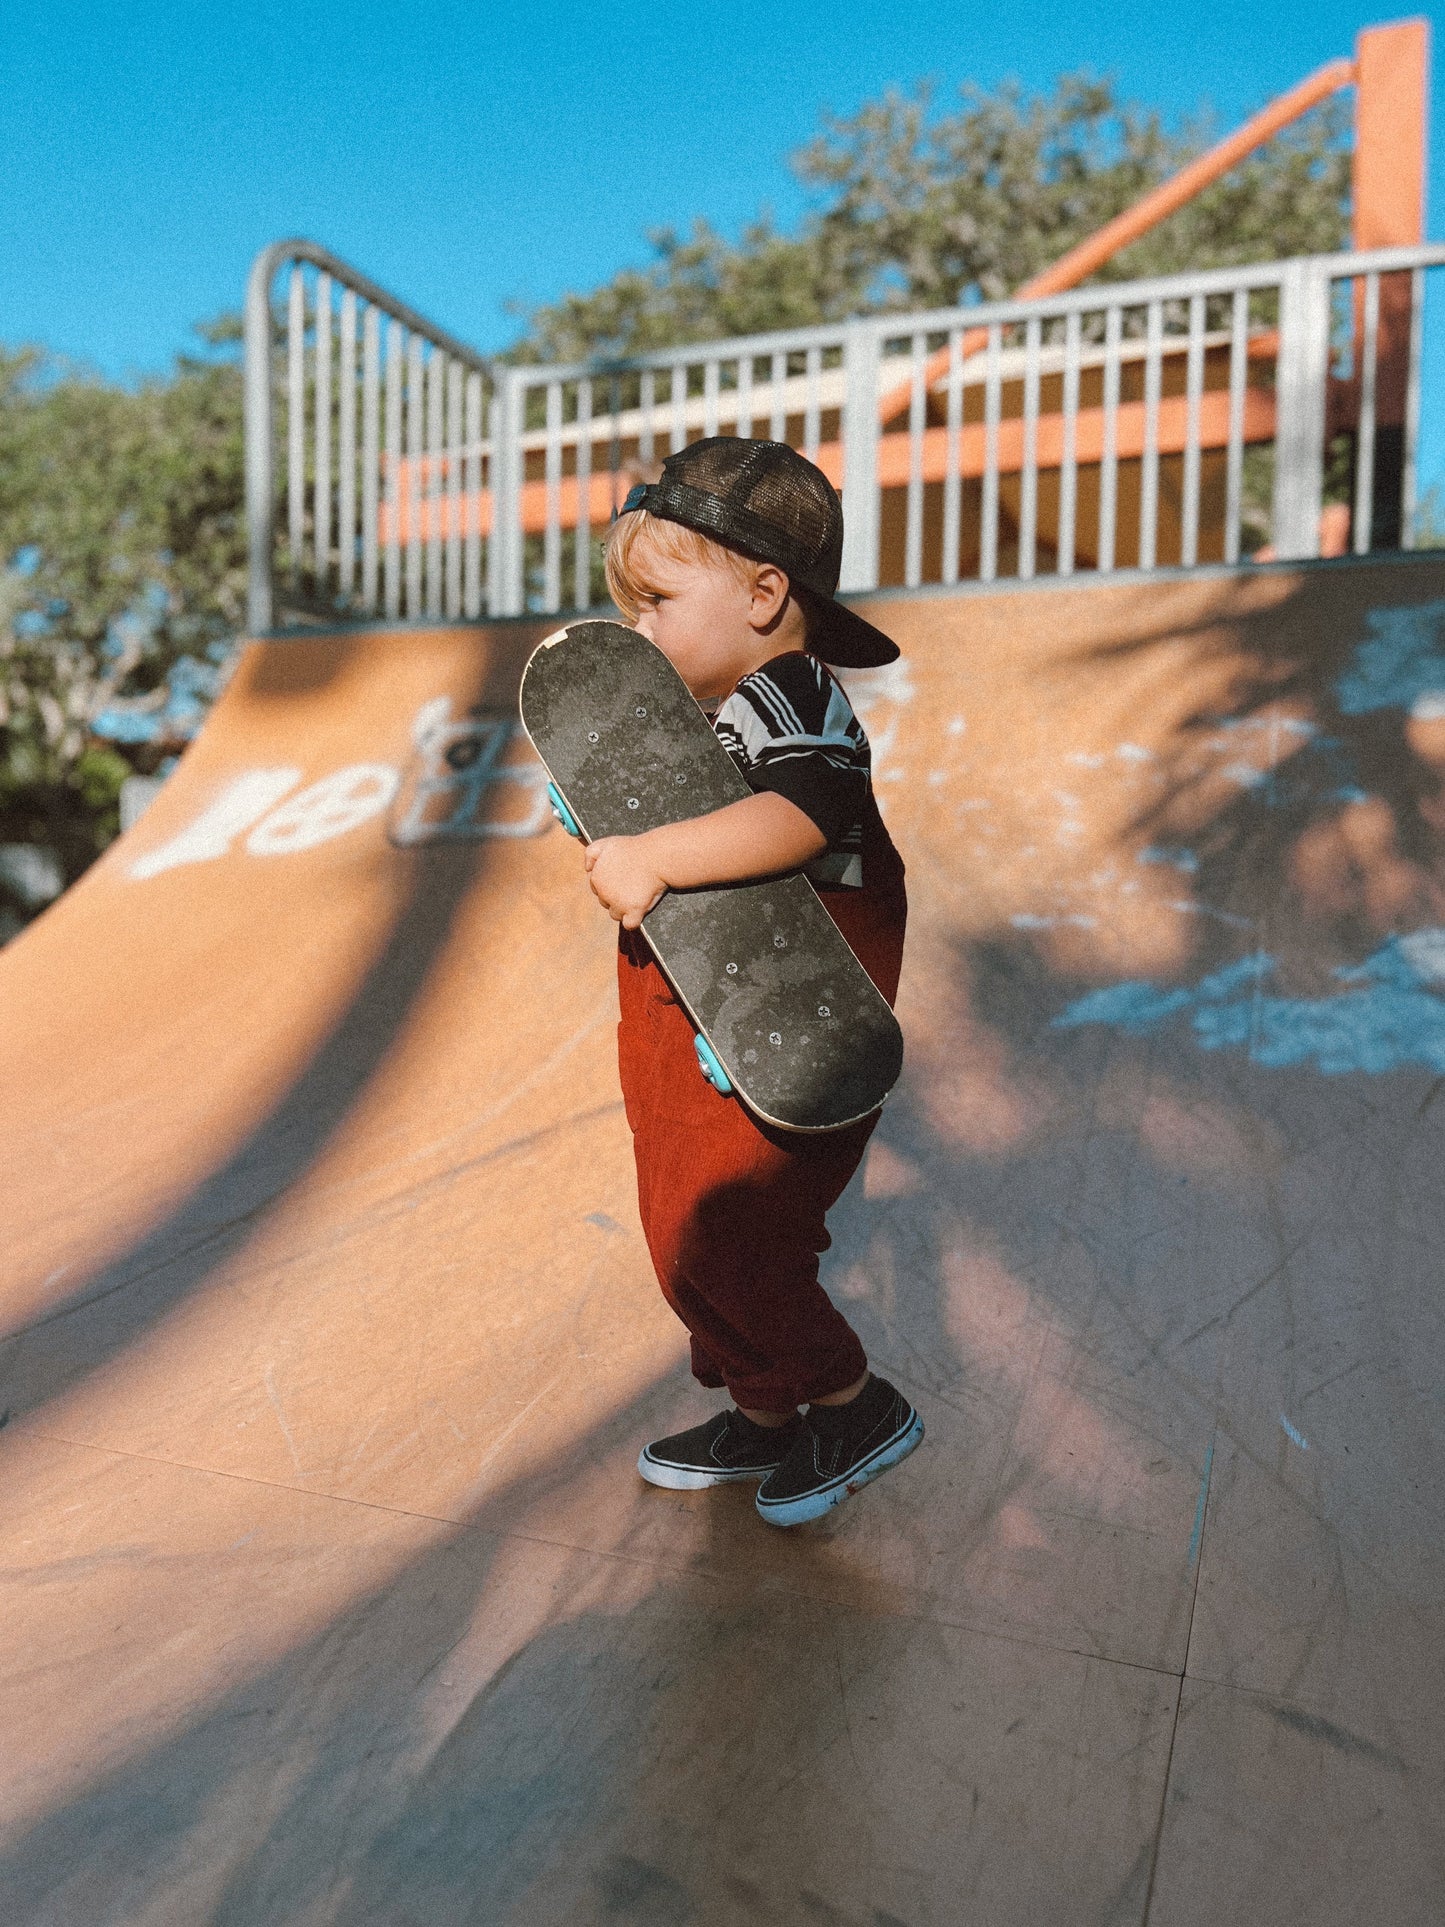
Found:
[755,1376,923,1527]
[639,1408,804,1491]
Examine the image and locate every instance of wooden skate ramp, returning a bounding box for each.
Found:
[3,558,1444,1923]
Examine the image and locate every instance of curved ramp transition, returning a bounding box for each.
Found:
[3,559,1444,1924]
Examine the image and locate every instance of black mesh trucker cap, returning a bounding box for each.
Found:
[618,437,899,669]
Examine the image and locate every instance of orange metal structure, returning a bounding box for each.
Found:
[877,20,1429,431]
[1348,20,1431,545]
[1018,61,1358,302]
[379,20,1430,580]
[1354,19,1430,253]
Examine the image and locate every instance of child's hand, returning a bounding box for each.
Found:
[584,835,667,929]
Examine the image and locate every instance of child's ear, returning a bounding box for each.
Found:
[748,564,791,630]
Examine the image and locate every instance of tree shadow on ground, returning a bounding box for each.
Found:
[0,834,490,1428]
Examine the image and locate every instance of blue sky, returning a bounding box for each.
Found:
[0,0,1438,377]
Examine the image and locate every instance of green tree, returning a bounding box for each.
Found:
[0,322,244,885]
[516,74,1350,361]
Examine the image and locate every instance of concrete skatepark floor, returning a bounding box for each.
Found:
[2,557,1443,1924]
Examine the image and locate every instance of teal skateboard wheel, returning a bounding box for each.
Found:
[547,782,582,838]
[693,1033,733,1095]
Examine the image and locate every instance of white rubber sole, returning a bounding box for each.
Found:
[755,1410,924,1527]
[637,1449,780,1491]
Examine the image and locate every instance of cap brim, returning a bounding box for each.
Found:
[797,588,900,668]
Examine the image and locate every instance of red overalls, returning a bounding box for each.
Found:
[617,810,906,1411]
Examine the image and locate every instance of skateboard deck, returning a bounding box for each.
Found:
[519,620,904,1132]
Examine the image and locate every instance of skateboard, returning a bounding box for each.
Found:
[519,620,904,1132]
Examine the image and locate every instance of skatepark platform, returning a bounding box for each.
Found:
[3,553,1444,1923]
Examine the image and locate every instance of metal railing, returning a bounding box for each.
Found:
[245,241,1445,632]
[244,240,494,632]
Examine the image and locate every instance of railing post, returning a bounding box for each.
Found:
[1272,258,1331,559]
[840,317,881,593]
[487,368,525,618]
[1401,266,1425,548]
[243,247,281,634]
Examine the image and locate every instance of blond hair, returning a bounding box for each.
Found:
[604,508,765,624]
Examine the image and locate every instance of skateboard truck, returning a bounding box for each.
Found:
[693,1033,734,1095]
[547,782,582,838]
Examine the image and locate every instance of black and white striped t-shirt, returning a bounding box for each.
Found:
[712,651,873,888]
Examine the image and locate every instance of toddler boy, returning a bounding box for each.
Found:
[584,437,922,1526]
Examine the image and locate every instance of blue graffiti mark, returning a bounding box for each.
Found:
[1335,600,1445,716]
[1280,1415,1310,1451]
[1138,844,1200,873]
[1011,911,1098,931]
[1165,898,1254,928]
[1211,714,1316,740]
[1252,740,1364,816]
[93,650,228,745]
[1055,935,1445,1077]
[1188,1438,1215,1569]
[1056,954,1269,1033]
[1222,760,1267,789]
[1397,928,1445,980]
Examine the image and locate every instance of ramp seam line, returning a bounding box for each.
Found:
[26,1427,1208,1688]
[25,1428,464,1528]
[1140,1425,1216,1925]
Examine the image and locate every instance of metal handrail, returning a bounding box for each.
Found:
[245,239,492,632]
[246,239,1445,631]
[508,245,1445,388]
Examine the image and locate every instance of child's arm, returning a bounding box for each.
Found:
[584,793,826,929]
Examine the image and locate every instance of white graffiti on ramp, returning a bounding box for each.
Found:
[388,698,551,846]
[129,697,555,883]
[246,766,400,856]
[130,764,396,879]
[129,769,305,880]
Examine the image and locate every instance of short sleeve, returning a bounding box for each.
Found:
[712,654,871,847]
